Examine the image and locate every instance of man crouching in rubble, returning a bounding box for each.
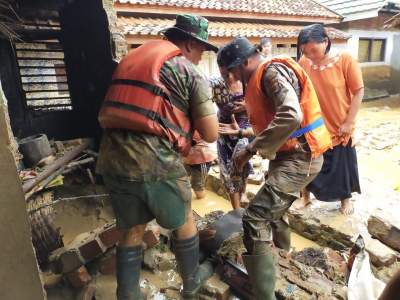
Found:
[96,14,218,300]
[218,37,331,299]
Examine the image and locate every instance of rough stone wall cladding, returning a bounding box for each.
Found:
[103,0,128,61]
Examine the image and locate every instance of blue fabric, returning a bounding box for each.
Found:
[289,117,324,139]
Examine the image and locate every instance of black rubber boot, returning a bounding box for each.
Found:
[243,251,277,300]
[173,234,214,299]
[116,245,143,300]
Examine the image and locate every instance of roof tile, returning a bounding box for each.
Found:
[118,17,350,39]
[115,0,340,18]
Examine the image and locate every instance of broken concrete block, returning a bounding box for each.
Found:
[200,274,231,300]
[98,223,122,248]
[364,235,398,267]
[66,266,92,289]
[368,211,400,252]
[49,247,84,274]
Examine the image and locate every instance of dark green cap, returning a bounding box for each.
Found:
[162,14,218,52]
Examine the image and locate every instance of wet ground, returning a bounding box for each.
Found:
[45,96,400,299]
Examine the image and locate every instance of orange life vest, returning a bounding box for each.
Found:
[98,40,193,155]
[245,56,332,158]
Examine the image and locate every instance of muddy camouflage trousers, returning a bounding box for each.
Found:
[243,153,323,253]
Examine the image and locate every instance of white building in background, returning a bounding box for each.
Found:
[319,0,400,96]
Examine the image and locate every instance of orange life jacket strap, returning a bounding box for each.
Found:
[103,100,191,139]
[112,78,166,96]
[110,78,187,113]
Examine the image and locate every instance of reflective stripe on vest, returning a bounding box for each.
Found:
[289,117,324,139]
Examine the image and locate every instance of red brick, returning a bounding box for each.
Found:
[79,238,104,261]
[66,266,92,289]
[143,230,160,249]
[99,223,122,248]
[99,251,117,275]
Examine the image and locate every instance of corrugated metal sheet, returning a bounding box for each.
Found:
[15,41,72,112]
[319,0,400,18]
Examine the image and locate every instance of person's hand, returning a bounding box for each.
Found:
[339,121,354,146]
[233,149,253,172]
[218,114,240,136]
[232,100,246,113]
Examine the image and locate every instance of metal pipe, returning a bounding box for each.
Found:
[22,139,91,193]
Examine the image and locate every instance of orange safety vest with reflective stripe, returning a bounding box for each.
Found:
[245,56,332,158]
[98,40,193,155]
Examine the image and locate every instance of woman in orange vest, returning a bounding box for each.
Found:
[296,24,364,215]
[218,37,331,300]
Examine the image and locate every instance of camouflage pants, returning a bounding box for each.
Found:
[243,153,323,253]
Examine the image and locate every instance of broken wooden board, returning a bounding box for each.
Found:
[368,209,400,252]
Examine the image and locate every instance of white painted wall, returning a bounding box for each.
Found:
[346,29,400,68]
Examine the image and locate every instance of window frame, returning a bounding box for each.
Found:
[358,38,386,63]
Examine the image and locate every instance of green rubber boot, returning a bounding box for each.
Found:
[173,234,214,299]
[116,245,143,300]
[242,251,277,300]
[272,221,291,251]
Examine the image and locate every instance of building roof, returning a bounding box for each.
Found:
[384,11,400,27]
[118,16,350,43]
[115,0,340,19]
[318,0,400,21]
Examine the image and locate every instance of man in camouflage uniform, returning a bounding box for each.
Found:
[97,15,218,300]
[218,37,325,299]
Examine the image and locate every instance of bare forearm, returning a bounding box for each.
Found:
[345,88,364,126]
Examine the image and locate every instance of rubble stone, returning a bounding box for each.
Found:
[205,171,398,268]
[143,246,176,272]
[200,274,231,300]
[368,211,400,252]
[217,233,348,299]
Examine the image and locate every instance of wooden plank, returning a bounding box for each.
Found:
[19,68,66,76]
[27,99,72,107]
[22,83,69,92]
[15,43,63,51]
[25,91,70,99]
[18,59,65,67]
[16,50,64,59]
[21,75,68,84]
